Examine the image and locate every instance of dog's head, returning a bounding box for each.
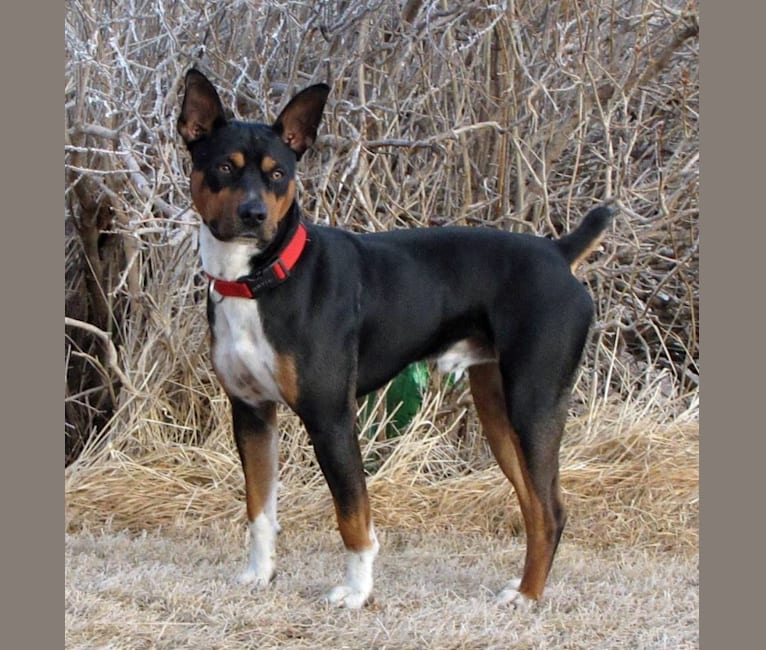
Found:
[178,69,329,248]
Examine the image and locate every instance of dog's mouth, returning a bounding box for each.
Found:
[207,219,273,247]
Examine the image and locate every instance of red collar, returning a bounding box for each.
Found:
[205,222,308,299]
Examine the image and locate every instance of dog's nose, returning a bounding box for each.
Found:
[238,199,268,226]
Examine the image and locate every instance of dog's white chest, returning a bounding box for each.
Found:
[201,227,286,406]
[210,297,284,406]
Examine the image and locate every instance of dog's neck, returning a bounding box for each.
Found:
[201,203,309,299]
[199,203,302,282]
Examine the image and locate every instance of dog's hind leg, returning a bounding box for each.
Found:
[231,399,280,588]
[468,362,567,607]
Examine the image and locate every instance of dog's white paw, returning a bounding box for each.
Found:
[324,530,378,609]
[237,566,273,589]
[324,584,371,609]
[238,513,276,589]
[494,578,532,609]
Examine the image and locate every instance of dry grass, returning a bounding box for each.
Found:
[66,385,698,552]
[66,526,698,649]
[65,351,698,646]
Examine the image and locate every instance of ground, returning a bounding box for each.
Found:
[65,523,698,649]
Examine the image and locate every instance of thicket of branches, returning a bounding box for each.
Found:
[65,0,699,464]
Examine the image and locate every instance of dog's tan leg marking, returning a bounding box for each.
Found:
[322,496,378,609]
[235,402,280,587]
[336,502,374,551]
[469,363,558,606]
[325,518,379,609]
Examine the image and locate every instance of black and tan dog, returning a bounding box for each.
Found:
[177,69,612,609]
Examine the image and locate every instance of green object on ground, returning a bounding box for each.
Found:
[385,361,429,434]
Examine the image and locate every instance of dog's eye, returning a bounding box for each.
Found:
[270,169,284,182]
[217,162,233,174]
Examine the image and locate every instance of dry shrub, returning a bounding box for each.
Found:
[65,0,699,549]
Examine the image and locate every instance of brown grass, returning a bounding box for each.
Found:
[66,395,698,648]
[66,526,698,649]
[66,383,698,552]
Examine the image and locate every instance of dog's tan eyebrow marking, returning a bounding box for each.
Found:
[229,151,246,169]
[260,156,278,174]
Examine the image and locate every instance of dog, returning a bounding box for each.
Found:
[177,68,613,609]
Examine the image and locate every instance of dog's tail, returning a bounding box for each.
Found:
[555,203,615,271]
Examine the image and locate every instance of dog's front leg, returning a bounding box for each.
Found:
[304,409,379,609]
[231,398,280,588]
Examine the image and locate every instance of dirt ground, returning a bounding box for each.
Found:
[65,523,698,649]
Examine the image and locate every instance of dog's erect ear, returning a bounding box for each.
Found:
[177,69,227,145]
[273,84,330,159]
